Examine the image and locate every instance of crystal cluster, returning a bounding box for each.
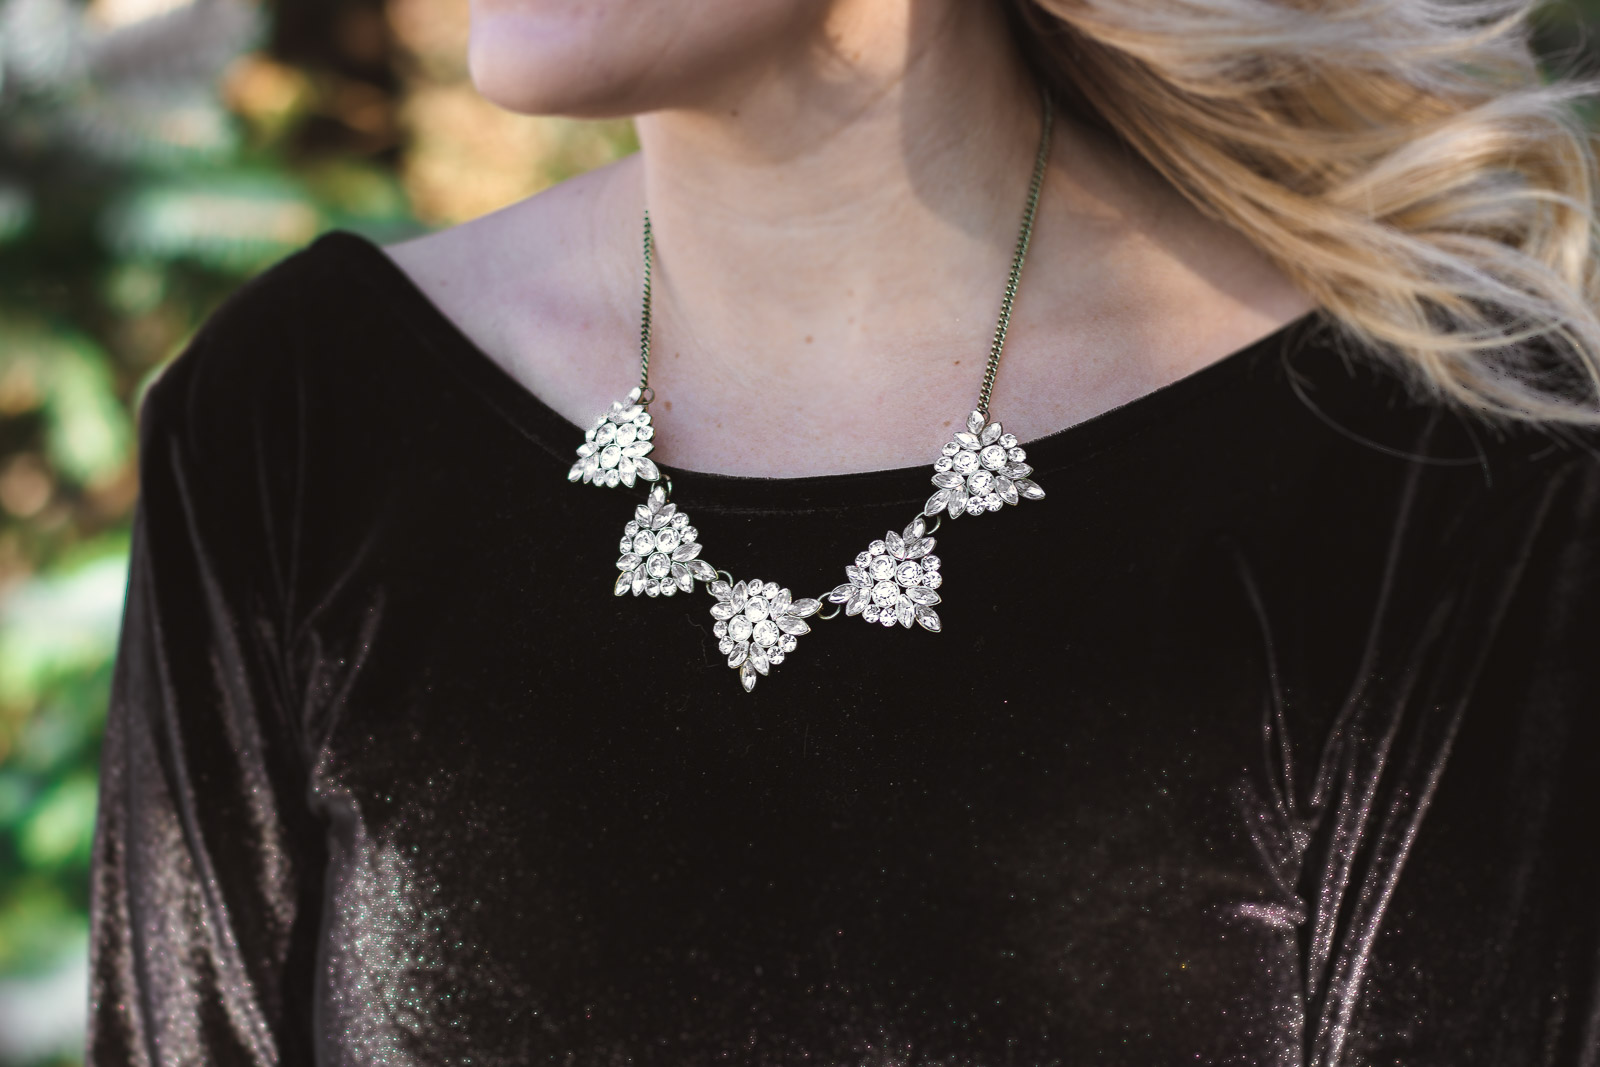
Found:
[924,410,1043,518]
[828,517,942,631]
[710,580,821,691]
[615,485,717,596]
[569,386,661,487]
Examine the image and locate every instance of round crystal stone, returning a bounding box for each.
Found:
[924,570,942,589]
[985,493,1004,511]
[896,560,922,586]
[952,450,979,474]
[965,496,986,516]
[638,424,654,439]
[872,580,900,604]
[599,444,621,469]
[869,556,896,581]
[753,619,780,647]
[1008,446,1027,462]
[646,552,672,578]
[868,540,886,556]
[616,422,637,446]
[934,455,953,472]
[624,521,639,535]
[655,528,680,553]
[595,423,616,445]
[980,444,1007,471]
[999,432,1018,448]
[863,604,881,622]
[968,470,994,494]
[633,530,657,555]
[713,620,728,638]
[781,634,798,652]
[941,442,960,456]
[633,413,650,426]
[604,469,620,487]
[880,613,897,627]
[769,650,785,665]
[922,555,941,571]
[728,616,753,642]
[744,597,769,621]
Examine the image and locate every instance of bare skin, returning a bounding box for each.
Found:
[388,0,1315,478]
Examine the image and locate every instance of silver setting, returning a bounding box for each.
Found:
[569,385,661,487]
[828,517,942,632]
[924,409,1044,519]
[710,579,822,692]
[614,484,717,596]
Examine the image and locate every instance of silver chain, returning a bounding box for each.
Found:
[636,89,1054,416]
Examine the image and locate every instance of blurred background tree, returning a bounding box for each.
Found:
[0,0,1592,1063]
[0,0,633,1062]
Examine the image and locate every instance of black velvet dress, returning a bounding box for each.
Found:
[87,231,1600,1066]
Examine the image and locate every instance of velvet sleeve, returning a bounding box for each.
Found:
[86,298,324,1066]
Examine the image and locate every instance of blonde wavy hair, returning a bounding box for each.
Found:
[1006,0,1600,425]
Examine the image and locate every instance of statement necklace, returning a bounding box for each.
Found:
[567,94,1054,692]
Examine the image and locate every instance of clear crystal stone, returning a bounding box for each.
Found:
[729,616,753,642]
[711,580,731,597]
[634,457,660,482]
[868,540,886,556]
[728,643,748,668]
[896,560,922,586]
[604,468,620,487]
[924,570,943,589]
[744,597,769,621]
[906,517,926,539]
[895,596,915,628]
[941,441,960,457]
[863,604,881,623]
[750,645,770,674]
[713,620,728,638]
[691,560,717,580]
[652,503,676,528]
[599,443,621,469]
[595,423,617,446]
[677,571,694,593]
[633,530,656,555]
[932,470,964,490]
[672,542,701,562]
[997,475,1018,504]
[660,582,676,597]
[764,582,780,598]
[614,571,633,596]
[954,431,980,450]
[947,486,968,518]
[771,588,792,614]
[753,619,779,647]
[952,450,979,474]
[646,552,672,578]
[968,470,994,494]
[711,601,736,620]
[906,585,940,605]
[966,410,985,434]
[781,634,798,652]
[846,590,869,616]
[925,489,951,517]
[777,615,810,635]
[880,613,897,628]
[638,424,654,440]
[829,584,857,603]
[1000,432,1018,448]
[1005,462,1032,480]
[616,422,638,446]
[619,537,633,554]
[872,580,900,604]
[1018,478,1045,499]
[933,455,953,472]
[631,572,646,595]
[984,494,1003,511]
[855,551,871,568]
[567,461,585,482]
[1008,446,1027,463]
[965,496,986,516]
[740,663,757,692]
[617,553,641,572]
[655,528,680,553]
[769,650,785,665]
[885,531,904,557]
[922,555,941,571]
[626,386,643,402]
[645,580,661,596]
[869,556,897,581]
[677,520,694,537]
[914,605,941,632]
[981,422,1003,446]
[980,444,1007,471]
[718,638,733,654]
[789,598,821,617]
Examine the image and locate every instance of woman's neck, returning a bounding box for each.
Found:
[620,1,1045,389]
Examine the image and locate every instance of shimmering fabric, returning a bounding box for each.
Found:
[88,231,1600,1066]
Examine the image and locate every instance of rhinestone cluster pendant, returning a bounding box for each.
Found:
[828,517,942,631]
[569,386,661,487]
[710,580,821,691]
[614,485,717,596]
[924,410,1044,519]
